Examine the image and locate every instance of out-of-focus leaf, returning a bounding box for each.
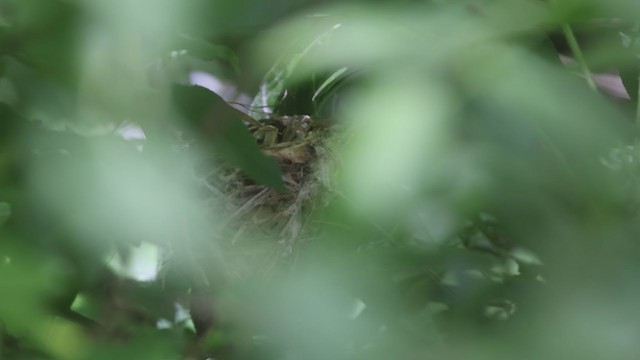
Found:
[0,236,64,337]
[619,66,638,103]
[617,27,640,104]
[172,84,285,191]
[532,36,562,65]
[254,2,549,80]
[250,22,342,118]
[338,72,452,221]
[174,34,241,74]
[2,58,78,128]
[511,247,543,266]
[91,330,183,360]
[0,202,11,225]
[40,319,89,360]
[183,0,312,37]
[0,78,17,105]
[0,0,82,84]
[70,293,103,324]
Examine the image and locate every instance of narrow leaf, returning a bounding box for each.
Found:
[312,67,348,102]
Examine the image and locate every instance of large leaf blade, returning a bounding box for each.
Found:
[172,85,285,191]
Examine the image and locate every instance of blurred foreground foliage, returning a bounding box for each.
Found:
[2,0,640,359]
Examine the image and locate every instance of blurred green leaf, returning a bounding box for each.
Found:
[0,237,64,337]
[0,0,82,84]
[619,65,639,103]
[250,22,342,118]
[91,330,183,360]
[0,202,10,225]
[175,34,241,74]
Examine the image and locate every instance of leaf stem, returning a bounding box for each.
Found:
[562,24,597,91]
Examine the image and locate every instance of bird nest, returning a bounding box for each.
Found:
[198,115,337,278]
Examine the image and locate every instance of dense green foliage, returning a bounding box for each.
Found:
[2,0,640,359]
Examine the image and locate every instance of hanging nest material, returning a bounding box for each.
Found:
[198,115,338,278]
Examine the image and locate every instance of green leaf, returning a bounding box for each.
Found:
[0,236,64,337]
[533,37,562,65]
[314,68,367,115]
[172,85,285,191]
[312,67,348,102]
[607,28,639,103]
[179,34,240,73]
[1,0,82,85]
[0,202,11,225]
[619,63,639,104]
[249,23,342,119]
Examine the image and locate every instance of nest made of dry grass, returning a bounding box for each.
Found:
[195,115,337,278]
